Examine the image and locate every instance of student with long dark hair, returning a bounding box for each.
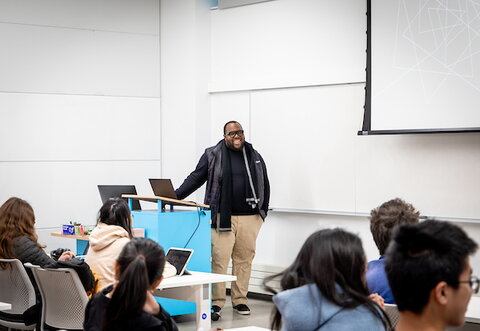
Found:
[84,237,178,331]
[85,198,133,291]
[86,198,176,291]
[264,228,391,331]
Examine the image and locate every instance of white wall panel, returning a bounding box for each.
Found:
[0,93,160,161]
[211,0,366,90]
[0,161,161,229]
[0,0,159,35]
[160,0,211,205]
[0,23,160,96]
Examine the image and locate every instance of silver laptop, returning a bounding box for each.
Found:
[166,247,194,276]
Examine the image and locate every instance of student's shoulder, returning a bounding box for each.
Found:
[133,312,178,331]
[329,305,385,331]
[12,235,35,246]
[84,287,112,331]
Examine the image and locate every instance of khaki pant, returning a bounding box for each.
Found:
[211,214,263,307]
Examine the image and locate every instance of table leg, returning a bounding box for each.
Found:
[194,283,211,331]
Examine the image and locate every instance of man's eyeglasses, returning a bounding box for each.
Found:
[225,130,244,137]
[458,276,480,294]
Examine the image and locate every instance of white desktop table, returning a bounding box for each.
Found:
[466,296,480,324]
[0,302,11,311]
[154,271,236,331]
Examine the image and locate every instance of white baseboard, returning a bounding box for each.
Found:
[226,263,283,295]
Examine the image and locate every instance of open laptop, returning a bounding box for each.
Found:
[166,247,193,276]
[149,178,184,210]
[149,179,177,199]
[97,185,141,211]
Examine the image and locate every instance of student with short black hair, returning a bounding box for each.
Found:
[84,237,178,331]
[385,220,478,331]
[367,198,420,303]
[264,228,391,331]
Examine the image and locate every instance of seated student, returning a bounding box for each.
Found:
[264,228,391,331]
[367,198,420,304]
[84,237,178,331]
[0,197,92,326]
[385,220,478,331]
[0,197,75,266]
[86,198,176,291]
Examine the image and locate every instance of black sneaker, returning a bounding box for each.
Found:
[211,305,221,321]
[233,304,251,315]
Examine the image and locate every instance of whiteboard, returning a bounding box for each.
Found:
[250,85,361,213]
[223,85,480,220]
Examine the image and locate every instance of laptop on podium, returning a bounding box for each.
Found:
[97,185,141,211]
[149,179,177,199]
[148,179,182,211]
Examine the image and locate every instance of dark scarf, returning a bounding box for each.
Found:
[218,142,259,230]
[219,142,233,230]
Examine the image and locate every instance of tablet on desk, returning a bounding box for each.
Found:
[166,247,193,276]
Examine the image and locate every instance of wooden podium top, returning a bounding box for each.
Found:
[122,194,209,209]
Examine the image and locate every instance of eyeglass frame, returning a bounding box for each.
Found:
[224,129,244,137]
[458,275,479,294]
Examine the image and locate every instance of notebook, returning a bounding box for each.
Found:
[97,185,141,211]
[166,247,194,276]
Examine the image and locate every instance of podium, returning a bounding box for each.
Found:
[122,194,211,316]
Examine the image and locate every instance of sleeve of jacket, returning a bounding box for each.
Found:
[175,152,209,200]
[13,236,58,268]
[261,154,270,218]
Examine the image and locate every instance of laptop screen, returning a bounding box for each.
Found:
[149,179,177,199]
[97,185,141,211]
[166,248,193,276]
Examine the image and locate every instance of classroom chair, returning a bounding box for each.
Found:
[32,266,88,331]
[0,259,37,330]
[384,303,400,328]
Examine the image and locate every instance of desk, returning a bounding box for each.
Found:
[466,296,480,324]
[50,232,90,255]
[0,302,11,311]
[154,271,236,331]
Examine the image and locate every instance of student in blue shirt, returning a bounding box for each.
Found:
[367,198,420,304]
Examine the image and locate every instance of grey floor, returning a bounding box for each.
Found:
[174,297,274,331]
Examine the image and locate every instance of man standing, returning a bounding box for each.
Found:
[175,121,270,321]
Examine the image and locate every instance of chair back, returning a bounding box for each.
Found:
[0,258,37,330]
[32,267,88,330]
[384,303,400,329]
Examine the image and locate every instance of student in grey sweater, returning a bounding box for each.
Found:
[264,228,391,331]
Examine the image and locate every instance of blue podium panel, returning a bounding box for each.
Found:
[131,210,211,272]
[131,208,211,316]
